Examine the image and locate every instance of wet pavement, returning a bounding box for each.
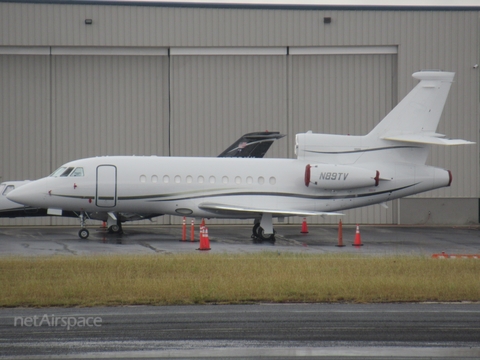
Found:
[1,224,479,257]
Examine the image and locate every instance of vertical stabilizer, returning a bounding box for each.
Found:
[295,71,472,165]
[367,71,455,142]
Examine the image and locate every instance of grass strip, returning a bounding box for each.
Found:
[1,252,479,307]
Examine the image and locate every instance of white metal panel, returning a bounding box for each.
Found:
[288,53,397,224]
[51,55,169,162]
[394,11,479,199]
[170,55,288,159]
[169,54,288,225]
[50,54,170,225]
[0,55,51,226]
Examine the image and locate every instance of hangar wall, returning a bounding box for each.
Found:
[0,2,478,226]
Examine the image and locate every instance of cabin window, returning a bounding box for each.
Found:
[222,176,229,184]
[209,176,216,184]
[70,167,84,177]
[163,175,170,183]
[246,176,253,184]
[198,176,204,184]
[174,176,181,183]
[235,176,242,184]
[258,176,265,185]
[140,175,147,183]
[152,175,158,183]
[186,176,193,184]
[269,177,276,185]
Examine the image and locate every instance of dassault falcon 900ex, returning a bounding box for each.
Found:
[7,71,474,241]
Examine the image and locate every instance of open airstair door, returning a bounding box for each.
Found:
[96,165,117,207]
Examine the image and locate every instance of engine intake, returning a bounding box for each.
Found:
[305,164,379,190]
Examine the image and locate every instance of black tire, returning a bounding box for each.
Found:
[252,222,261,238]
[258,227,276,242]
[109,225,121,233]
[79,228,89,239]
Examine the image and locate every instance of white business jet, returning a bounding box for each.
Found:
[7,71,474,241]
[1,132,284,232]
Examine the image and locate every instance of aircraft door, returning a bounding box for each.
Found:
[96,165,117,207]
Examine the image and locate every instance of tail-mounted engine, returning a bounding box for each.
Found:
[305,164,379,190]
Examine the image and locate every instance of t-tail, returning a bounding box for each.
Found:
[295,70,474,165]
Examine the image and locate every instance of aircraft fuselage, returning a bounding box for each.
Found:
[9,156,451,220]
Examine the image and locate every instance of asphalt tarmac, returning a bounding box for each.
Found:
[0,224,480,257]
[1,303,480,359]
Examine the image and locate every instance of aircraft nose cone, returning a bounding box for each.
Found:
[6,180,45,207]
[6,187,30,205]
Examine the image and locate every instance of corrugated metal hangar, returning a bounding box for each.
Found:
[0,1,479,226]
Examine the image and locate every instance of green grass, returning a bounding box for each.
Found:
[1,252,479,307]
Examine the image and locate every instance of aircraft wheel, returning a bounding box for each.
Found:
[109,225,121,233]
[252,223,261,238]
[258,227,276,243]
[79,228,89,239]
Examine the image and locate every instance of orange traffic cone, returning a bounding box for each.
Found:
[197,227,211,251]
[199,218,205,243]
[301,218,309,234]
[352,224,363,247]
[181,217,187,242]
[190,219,196,242]
[336,219,345,247]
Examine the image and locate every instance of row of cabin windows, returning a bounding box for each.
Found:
[139,175,277,185]
[47,167,277,185]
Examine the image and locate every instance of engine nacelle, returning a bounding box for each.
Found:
[305,164,379,190]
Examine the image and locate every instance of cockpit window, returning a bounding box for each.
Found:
[60,167,75,177]
[0,184,6,196]
[50,166,84,177]
[50,167,67,177]
[70,167,84,177]
[2,185,15,196]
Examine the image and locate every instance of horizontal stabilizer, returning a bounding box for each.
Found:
[199,202,342,217]
[382,133,475,145]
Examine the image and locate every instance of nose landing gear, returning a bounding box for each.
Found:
[78,211,89,239]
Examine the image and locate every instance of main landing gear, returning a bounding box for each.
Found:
[251,221,276,244]
[107,213,123,234]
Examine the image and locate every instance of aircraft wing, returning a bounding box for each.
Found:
[198,202,342,217]
[382,133,475,145]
